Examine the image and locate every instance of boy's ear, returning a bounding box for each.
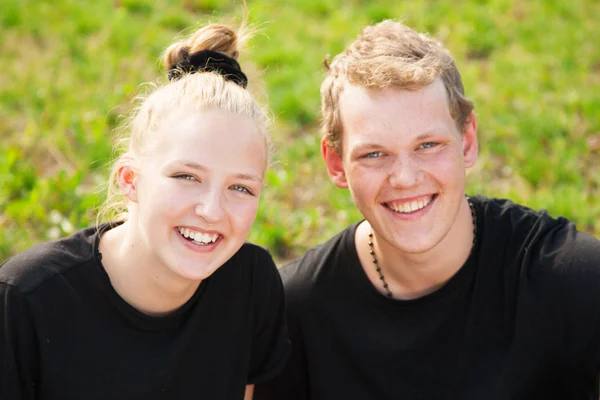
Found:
[462,113,479,168]
[321,136,348,189]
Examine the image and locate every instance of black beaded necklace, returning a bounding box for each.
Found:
[367,196,478,299]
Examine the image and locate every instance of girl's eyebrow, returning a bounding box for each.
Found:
[178,161,262,183]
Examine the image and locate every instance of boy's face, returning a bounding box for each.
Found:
[323,79,478,255]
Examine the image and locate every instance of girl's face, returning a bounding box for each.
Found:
[123,107,267,283]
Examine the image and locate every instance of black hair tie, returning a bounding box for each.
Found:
[167,49,248,88]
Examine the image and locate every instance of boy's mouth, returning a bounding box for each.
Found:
[384,194,436,214]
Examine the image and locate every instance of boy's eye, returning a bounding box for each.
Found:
[231,185,254,196]
[419,142,437,149]
[364,151,383,159]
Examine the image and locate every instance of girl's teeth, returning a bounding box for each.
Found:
[179,227,220,244]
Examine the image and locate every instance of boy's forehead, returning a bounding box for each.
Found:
[338,80,456,146]
[339,80,449,118]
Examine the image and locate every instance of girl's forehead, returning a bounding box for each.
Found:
[146,109,267,173]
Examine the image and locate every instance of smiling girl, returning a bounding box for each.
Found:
[0,15,289,400]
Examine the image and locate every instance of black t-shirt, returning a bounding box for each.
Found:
[0,224,290,400]
[255,196,600,400]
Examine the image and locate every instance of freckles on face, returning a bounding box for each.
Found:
[333,80,478,255]
[336,79,472,211]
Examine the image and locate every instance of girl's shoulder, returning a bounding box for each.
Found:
[0,226,98,294]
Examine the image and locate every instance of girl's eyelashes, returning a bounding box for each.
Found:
[173,174,198,182]
[172,174,255,196]
[230,185,254,196]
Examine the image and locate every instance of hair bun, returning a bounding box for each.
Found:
[167,49,248,87]
[163,24,249,86]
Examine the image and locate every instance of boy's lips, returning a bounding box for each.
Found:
[384,194,436,214]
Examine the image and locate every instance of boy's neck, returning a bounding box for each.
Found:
[355,199,476,300]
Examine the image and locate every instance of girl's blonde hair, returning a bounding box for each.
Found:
[98,11,271,224]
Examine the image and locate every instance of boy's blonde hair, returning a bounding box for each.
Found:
[321,20,473,153]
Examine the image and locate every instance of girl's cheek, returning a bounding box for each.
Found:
[230,198,260,218]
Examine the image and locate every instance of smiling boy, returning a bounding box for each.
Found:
[255,20,600,399]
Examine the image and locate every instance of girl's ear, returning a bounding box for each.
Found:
[116,156,139,203]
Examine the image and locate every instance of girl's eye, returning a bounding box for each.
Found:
[231,185,254,196]
[364,151,383,159]
[173,174,198,182]
[419,142,437,149]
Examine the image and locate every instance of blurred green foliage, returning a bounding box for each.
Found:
[1,0,599,263]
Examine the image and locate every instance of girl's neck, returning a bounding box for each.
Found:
[98,222,201,316]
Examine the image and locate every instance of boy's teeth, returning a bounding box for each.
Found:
[389,197,431,213]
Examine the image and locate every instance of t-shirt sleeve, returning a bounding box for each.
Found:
[536,226,600,372]
[563,232,600,371]
[254,260,310,400]
[246,250,291,385]
[0,283,40,399]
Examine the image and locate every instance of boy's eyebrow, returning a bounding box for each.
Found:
[350,142,382,156]
[350,129,448,154]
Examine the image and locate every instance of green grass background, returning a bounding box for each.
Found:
[1,0,599,263]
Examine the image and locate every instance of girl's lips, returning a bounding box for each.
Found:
[177,226,221,244]
[175,228,223,253]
